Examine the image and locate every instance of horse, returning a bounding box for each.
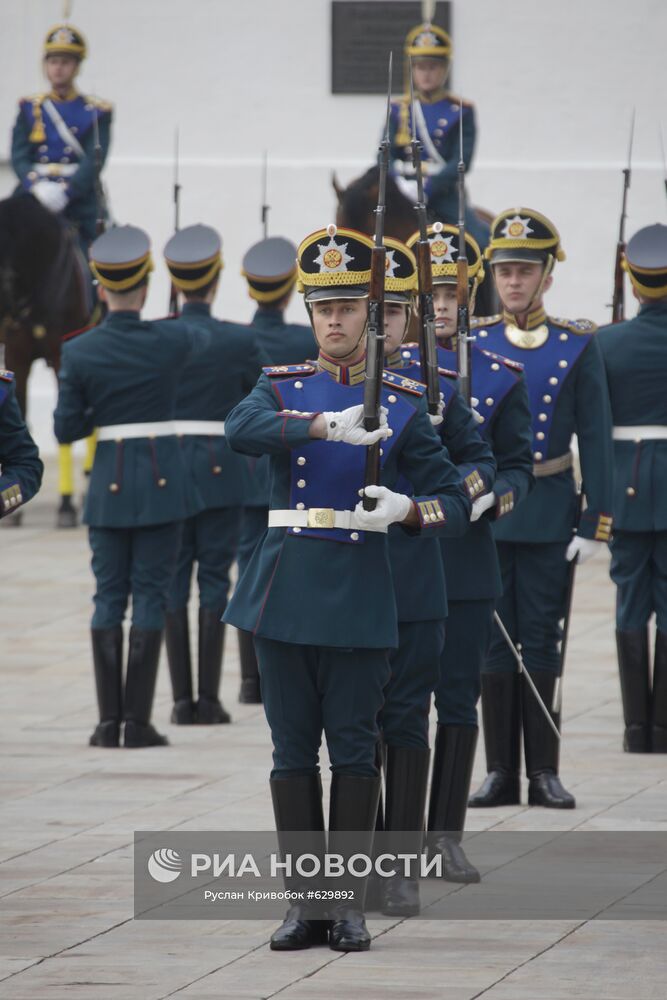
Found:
[332,165,498,318]
[0,194,94,526]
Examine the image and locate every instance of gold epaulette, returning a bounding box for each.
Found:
[382,370,426,396]
[471,314,501,328]
[262,364,316,377]
[549,316,597,335]
[85,95,113,112]
[20,92,45,105]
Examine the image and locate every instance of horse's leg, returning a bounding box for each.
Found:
[44,338,79,529]
[2,336,33,527]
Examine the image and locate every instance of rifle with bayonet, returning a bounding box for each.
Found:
[168,127,182,315]
[456,108,472,406]
[92,108,107,237]
[409,68,440,417]
[362,53,392,512]
[261,150,270,238]
[611,111,635,324]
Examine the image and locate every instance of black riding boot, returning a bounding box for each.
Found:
[381,745,430,916]
[428,725,480,883]
[364,740,386,912]
[90,626,123,747]
[616,628,651,752]
[123,627,169,747]
[165,608,196,724]
[328,773,381,952]
[269,774,329,951]
[196,608,231,724]
[238,629,262,704]
[652,630,667,753]
[524,670,575,808]
[469,673,521,807]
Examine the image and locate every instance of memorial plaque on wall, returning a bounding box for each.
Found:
[331,2,451,94]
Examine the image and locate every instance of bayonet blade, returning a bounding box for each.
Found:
[627,108,636,171]
[383,51,393,142]
[409,59,417,142]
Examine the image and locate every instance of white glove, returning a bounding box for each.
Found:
[395,176,419,203]
[422,159,447,177]
[322,404,389,446]
[428,392,445,426]
[471,492,496,522]
[566,536,599,564]
[32,179,68,213]
[354,485,412,531]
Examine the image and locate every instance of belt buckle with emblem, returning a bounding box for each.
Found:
[307,507,336,529]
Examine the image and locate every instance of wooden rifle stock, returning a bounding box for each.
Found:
[415,241,440,414]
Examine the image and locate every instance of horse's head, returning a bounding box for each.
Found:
[332,166,417,242]
[0,194,81,329]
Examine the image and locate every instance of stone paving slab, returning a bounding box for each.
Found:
[1,464,666,999]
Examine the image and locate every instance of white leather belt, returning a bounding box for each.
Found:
[268,508,388,534]
[97,421,177,441]
[613,425,667,441]
[174,420,226,436]
[97,420,226,441]
[34,163,78,177]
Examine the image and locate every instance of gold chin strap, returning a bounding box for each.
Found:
[526,254,554,316]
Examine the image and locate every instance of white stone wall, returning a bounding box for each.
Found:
[1,0,666,454]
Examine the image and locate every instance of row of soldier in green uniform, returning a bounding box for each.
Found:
[4,12,667,959]
[11,205,654,952]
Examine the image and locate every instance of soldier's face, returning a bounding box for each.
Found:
[493,262,552,314]
[45,54,79,88]
[412,57,449,96]
[311,298,367,361]
[433,284,457,340]
[383,302,411,353]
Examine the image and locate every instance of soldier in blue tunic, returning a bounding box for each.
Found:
[0,371,43,521]
[398,224,534,872]
[11,23,112,250]
[162,225,266,725]
[378,236,497,906]
[598,224,667,754]
[54,226,207,749]
[388,21,486,247]
[224,225,472,952]
[235,236,316,703]
[467,208,614,809]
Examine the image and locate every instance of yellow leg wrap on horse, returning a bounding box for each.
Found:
[83,432,97,474]
[58,444,75,496]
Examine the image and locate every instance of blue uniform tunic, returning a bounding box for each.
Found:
[475,309,614,676]
[223,359,471,777]
[394,342,534,725]
[54,310,207,629]
[11,90,112,246]
[0,372,43,520]
[388,94,487,247]
[598,303,667,630]
[237,307,318,582]
[166,302,267,612]
[381,346,497,746]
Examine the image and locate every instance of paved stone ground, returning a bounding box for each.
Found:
[1,463,666,1000]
